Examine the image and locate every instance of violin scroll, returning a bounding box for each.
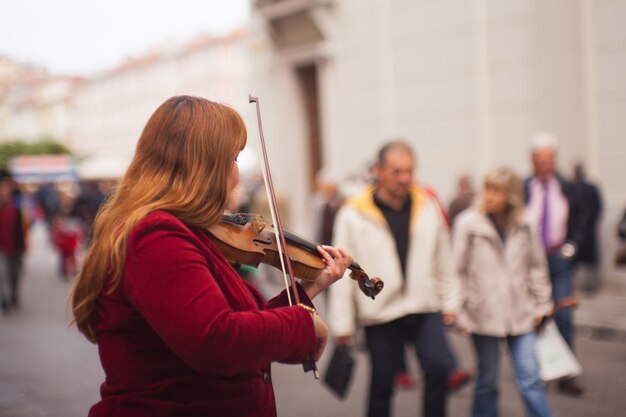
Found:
[348,263,384,300]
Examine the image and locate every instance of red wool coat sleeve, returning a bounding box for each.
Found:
[122,212,317,376]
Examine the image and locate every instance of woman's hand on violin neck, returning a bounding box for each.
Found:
[301,245,353,300]
[318,245,353,284]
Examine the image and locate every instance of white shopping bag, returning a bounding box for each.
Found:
[535,320,582,381]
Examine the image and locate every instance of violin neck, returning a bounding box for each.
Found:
[283,229,362,271]
[282,229,319,255]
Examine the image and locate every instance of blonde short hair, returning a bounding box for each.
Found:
[480,167,524,225]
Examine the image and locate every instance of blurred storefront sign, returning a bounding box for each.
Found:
[77,154,130,180]
[8,154,77,183]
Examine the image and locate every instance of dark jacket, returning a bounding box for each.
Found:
[523,174,592,261]
[572,179,602,263]
[618,210,626,240]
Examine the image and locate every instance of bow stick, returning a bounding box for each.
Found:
[249,95,319,378]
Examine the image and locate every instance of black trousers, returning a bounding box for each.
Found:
[365,313,454,417]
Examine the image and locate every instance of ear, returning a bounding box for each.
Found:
[372,164,382,180]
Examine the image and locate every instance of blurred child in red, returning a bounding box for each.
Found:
[51,191,83,280]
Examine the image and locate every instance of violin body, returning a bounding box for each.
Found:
[207,213,384,299]
[207,213,324,281]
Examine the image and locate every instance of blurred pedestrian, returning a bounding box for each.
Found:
[454,167,554,417]
[328,141,461,417]
[0,177,27,314]
[616,208,626,266]
[571,164,603,292]
[312,171,344,246]
[51,191,83,280]
[34,182,60,229]
[72,180,106,245]
[448,174,475,227]
[523,132,591,396]
[619,209,626,240]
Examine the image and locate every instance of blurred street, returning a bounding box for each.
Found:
[1,222,626,417]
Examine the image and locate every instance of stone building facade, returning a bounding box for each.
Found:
[250,0,626,282]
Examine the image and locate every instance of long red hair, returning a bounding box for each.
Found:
[71,96,247,342]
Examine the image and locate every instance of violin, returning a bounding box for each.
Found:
[206,213,384,300]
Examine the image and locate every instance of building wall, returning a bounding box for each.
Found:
[0,76,77,145]
[323,0,591,199]
[69,32,250,167]
[248,16,320,233]
[253,0,626,281]
[587,0,626,281]
[589,0,626,202]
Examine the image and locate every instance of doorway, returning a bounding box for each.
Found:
[295,64,322,190]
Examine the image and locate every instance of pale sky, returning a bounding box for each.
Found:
[0,0,250,76]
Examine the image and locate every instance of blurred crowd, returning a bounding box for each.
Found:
[0,175,113,315]
[316,133,618,417]
[226,131,623,417]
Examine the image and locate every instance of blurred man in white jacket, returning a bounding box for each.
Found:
[328,141,461,417]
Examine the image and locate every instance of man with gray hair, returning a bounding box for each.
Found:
[523,131,590,396]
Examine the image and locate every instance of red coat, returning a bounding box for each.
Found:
[90,211,317,417]
[0,201,25,255]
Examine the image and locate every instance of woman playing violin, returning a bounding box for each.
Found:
[70,95,353,417]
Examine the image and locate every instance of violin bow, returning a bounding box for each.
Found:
[249,95,319,378]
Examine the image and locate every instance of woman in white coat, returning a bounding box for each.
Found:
[453,167,554,417]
